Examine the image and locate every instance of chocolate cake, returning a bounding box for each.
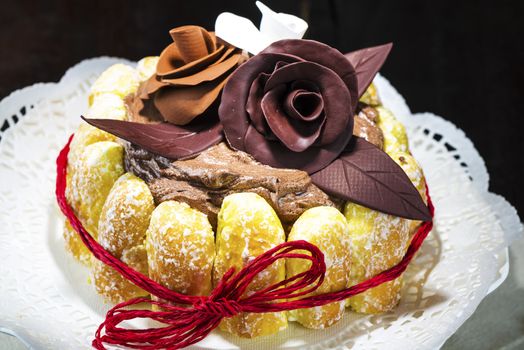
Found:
[61,2,431,340]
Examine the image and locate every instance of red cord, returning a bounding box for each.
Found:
[56,134,434,349]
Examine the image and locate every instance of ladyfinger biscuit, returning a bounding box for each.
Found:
[359,82,380,106]
[344,203,411,314]
[214,192,287,338]
[137,56,159,81]
[62,218,91,265]
[93,173,154,303]
[68,141,125,238]
[376,106,409,154]
[146,201,214,297]
[390,151,428,236]
[88,63,139,106]
[287,206,351,329]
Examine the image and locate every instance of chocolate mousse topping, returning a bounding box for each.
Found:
[125,142,339,228]
[123,97,384,228]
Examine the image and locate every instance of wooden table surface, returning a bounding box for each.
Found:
[1,0,522,349]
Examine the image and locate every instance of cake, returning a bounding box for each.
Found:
[61,3,430,339]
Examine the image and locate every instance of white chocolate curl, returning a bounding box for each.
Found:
[215,1,308,55]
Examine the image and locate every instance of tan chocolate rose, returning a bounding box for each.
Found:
[131,25,244,125]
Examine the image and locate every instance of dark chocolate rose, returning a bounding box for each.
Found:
[219,39,358,174]
[131,25,244,125]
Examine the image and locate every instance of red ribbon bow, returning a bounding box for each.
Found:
[56,134,434,349]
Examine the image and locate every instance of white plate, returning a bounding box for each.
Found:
[0,58,521,349]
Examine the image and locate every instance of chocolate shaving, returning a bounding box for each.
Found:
[82,116,223,160]
[345,43,393,97]
[310,136,431,221]
[124,142,339,228]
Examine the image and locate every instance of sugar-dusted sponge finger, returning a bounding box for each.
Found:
[214,193,287,338]
[376,106,409,154]
[93,173,155,303]
[91,244,149,304]
[359,82,380,106]
[137,56,159,81]
[68,141,125,238]
[88,63,139,106]
[344,203,411,314]
[64,95,128,263]
[63,218,91,265]
[390,151,428,235]
[98,173,155,256]
[67,93,127,166]
[85,93,128,120]
[287,206,351,329]
[146,201,214,297]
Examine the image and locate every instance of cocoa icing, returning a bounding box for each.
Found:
[123,104,383,227]
[124,142,339,228]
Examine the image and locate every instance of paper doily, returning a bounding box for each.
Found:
[0,58,521,350]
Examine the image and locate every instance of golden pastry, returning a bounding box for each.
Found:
[67,141,125,238]
[359,82,380,106]
[376,106,409,154]
[68,93,127,165]
[287,206,351,329]
[88,63,139,106]
[136,56,159,81]
[390,151,428,235]
[62,218,91,265]
[214,193,287,337]
[64,95,127,264]
[146,201,215,297]
[344,203,411,314]
[93,173,155,303]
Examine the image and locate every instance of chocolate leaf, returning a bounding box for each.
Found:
[310,136,431,221]
[82,116,223,160]
[344,43,392,97]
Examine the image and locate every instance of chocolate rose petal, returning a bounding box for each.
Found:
[291,80,320,92]
[140,76,164,99]
[169,25,215,63]
[244,123,352,174]
[273,60,293,71]
[156,42,225,78]
[82,117,224,160]
[344,43,393,97]
[127,87,164,123]
[146,50,239,96]
[154,77,230,125]
[246,72,272,135]
[160,52,242,86]
[264,61,352,146]
[284,89,324,121]
[219,52,303,151]
[261,39,358,112]
[261,84,325,152]
[157,44,227,80]
[131,25,245,127]
[156,28,224,78]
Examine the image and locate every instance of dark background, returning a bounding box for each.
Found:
[1,1,523,348]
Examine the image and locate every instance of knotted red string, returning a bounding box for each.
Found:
[56,134,434,349]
